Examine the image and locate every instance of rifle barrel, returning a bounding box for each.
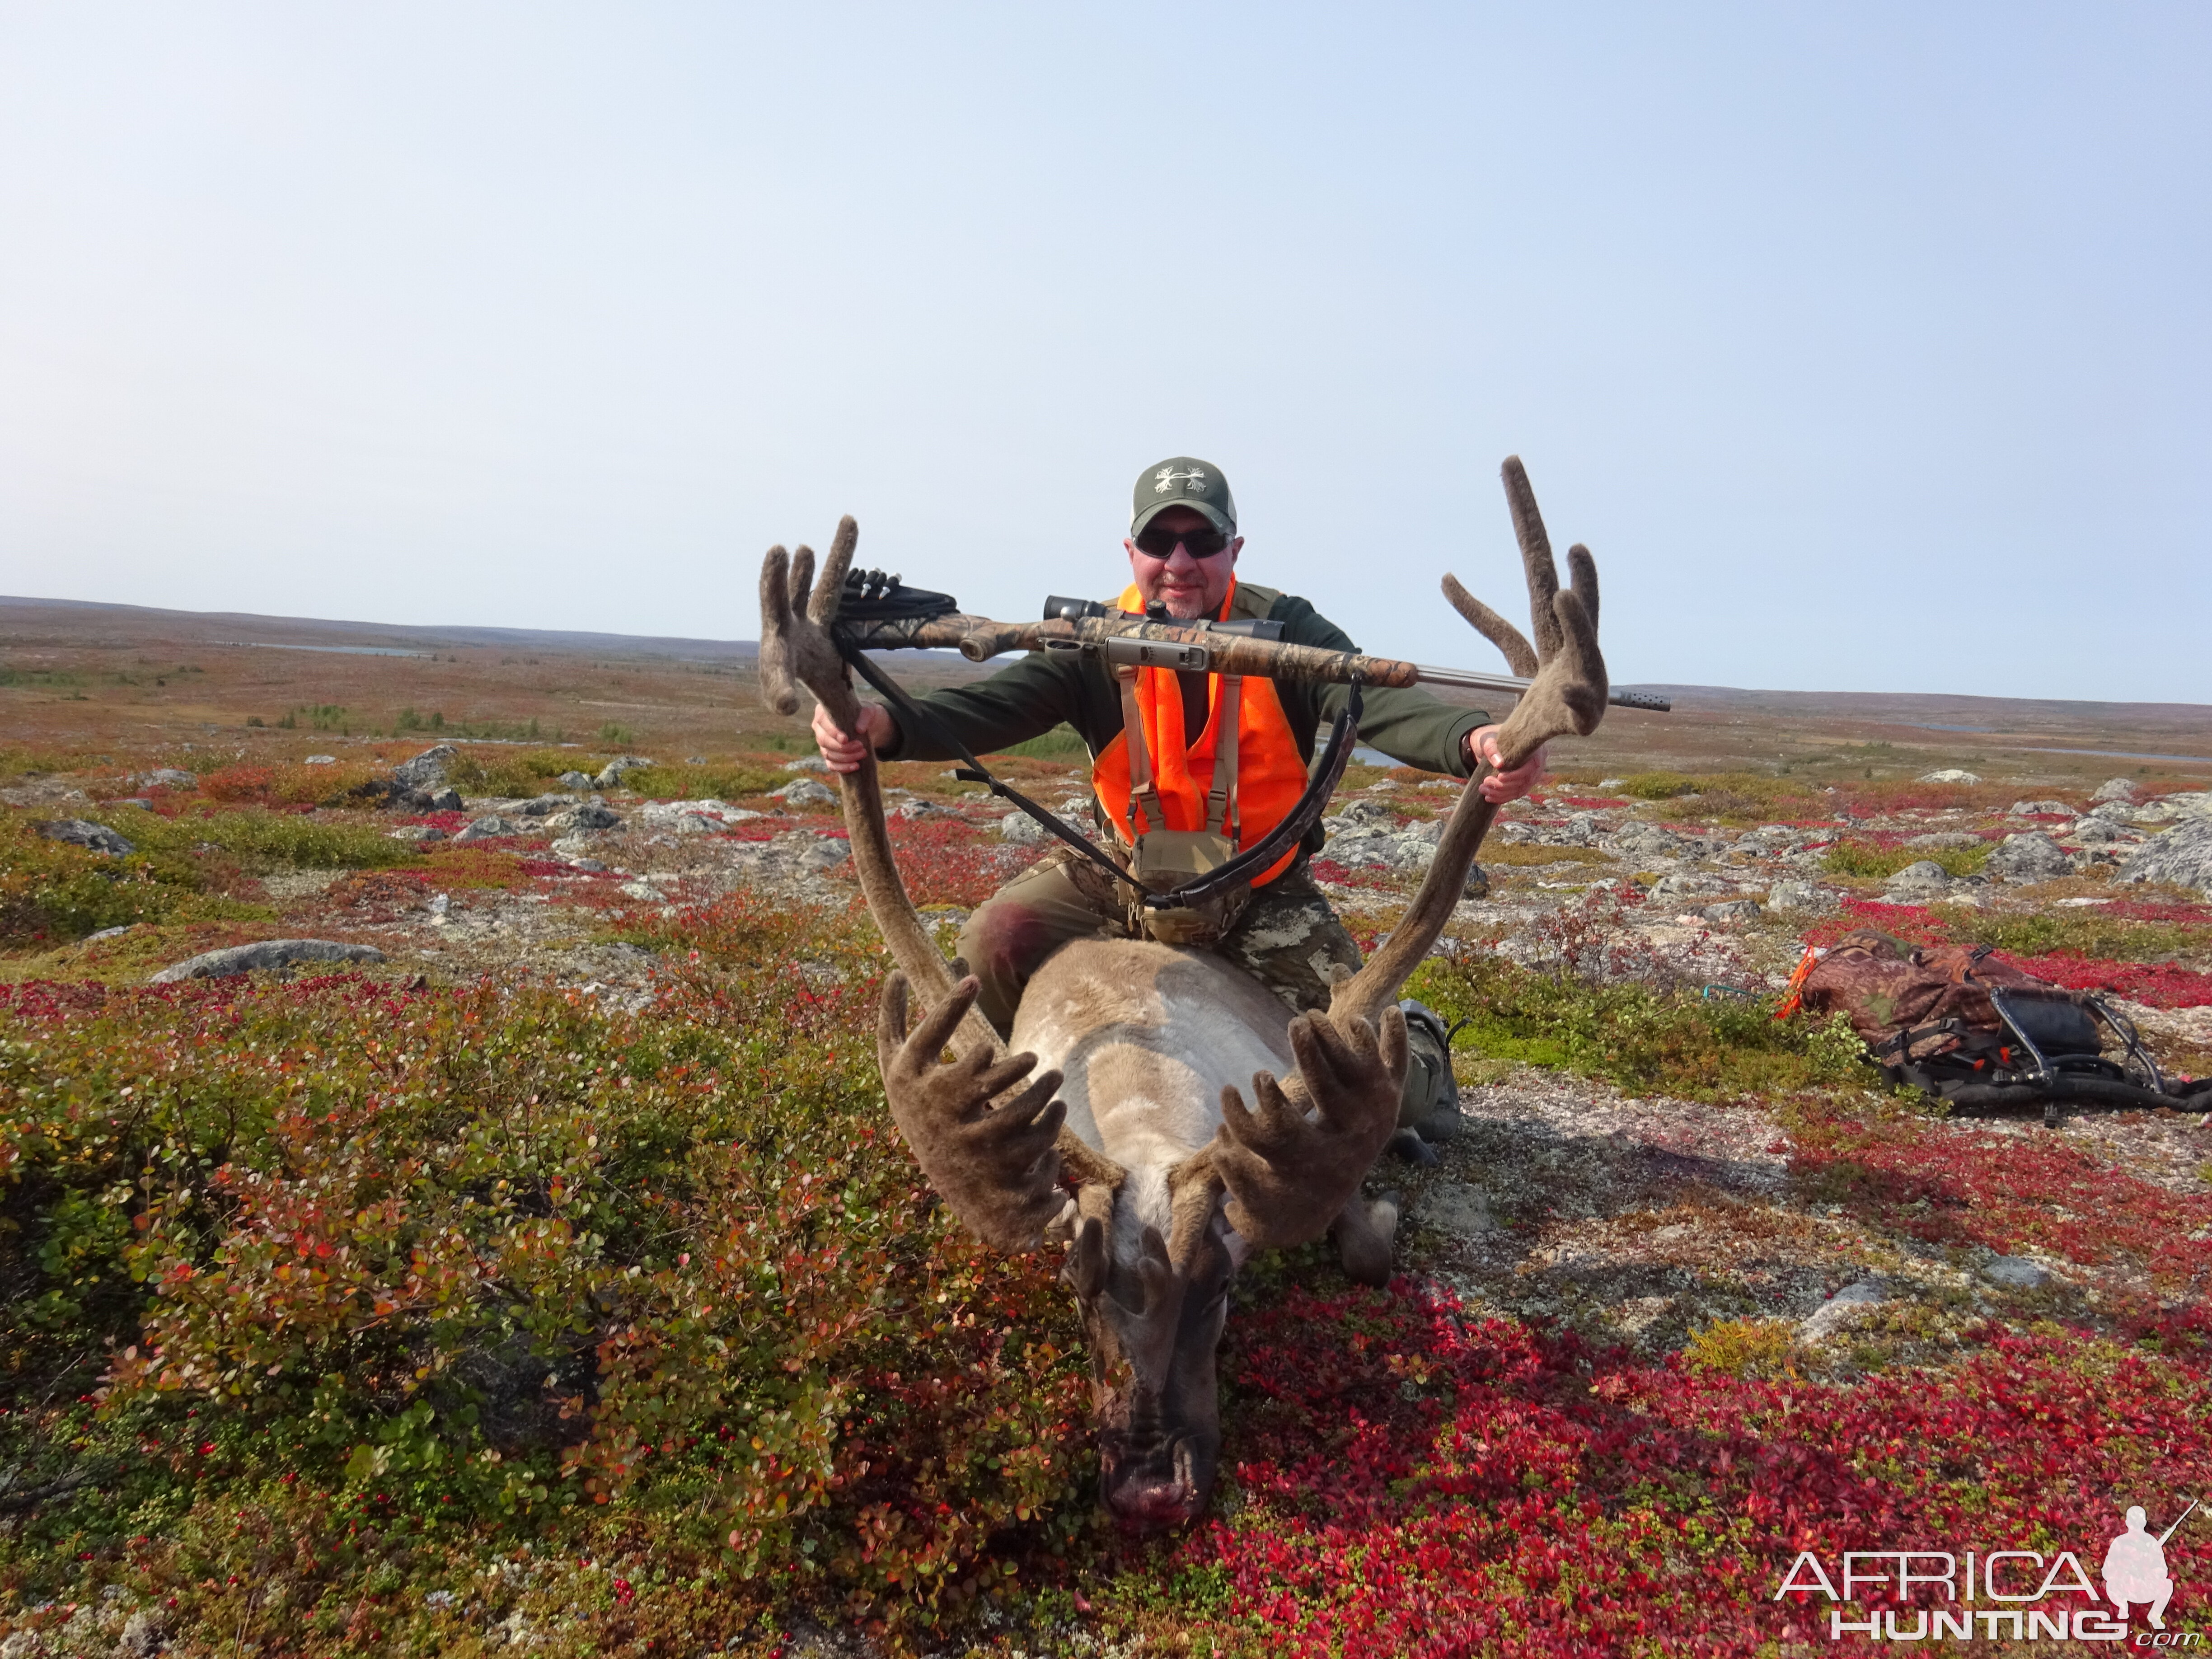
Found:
[1414,664,1672,713]
[836,614,1669,712]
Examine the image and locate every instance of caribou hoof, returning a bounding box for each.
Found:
[1387,1126,1440,1167]
[1331,1192,1401,1287]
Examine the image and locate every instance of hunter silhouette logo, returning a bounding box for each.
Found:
[1153,465,1207,494]
[1771,1498,2200,1642]
[2107,1499,2197,1629]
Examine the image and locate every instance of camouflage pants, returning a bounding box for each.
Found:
[953,846,1364,1039]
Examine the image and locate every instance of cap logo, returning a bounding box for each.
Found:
[1153,466,1207,495]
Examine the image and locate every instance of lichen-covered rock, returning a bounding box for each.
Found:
[1905,831,1983,850]
[1984,831,2073,882]
[2090,777,2138,804]
[2117,816,2212,894]
[455,815,524,843]
[548,801,623,833]
[392,745,458,792]
[771,777,837,809]
[595,755,655,789]
[1700,899,1762,924]
[150,939,386,983]
[1917,769,1980,784]
[37,817,133,856]
[1885,860,1953,892]
[1766,880,1835,911]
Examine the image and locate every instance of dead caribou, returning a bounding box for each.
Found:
[757,458,1612,1530]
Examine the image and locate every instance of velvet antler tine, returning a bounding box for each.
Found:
[758,545,800,716]
[809,516,859,627]
[1204,1008,1402,1250]
[1329,457,1611,1032]
[1566,544,1598,632]
[1500,456,1563,659]
[1441,572,1539,678]
[787,544,817,621]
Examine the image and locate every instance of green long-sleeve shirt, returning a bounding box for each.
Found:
[877,581,1489,778]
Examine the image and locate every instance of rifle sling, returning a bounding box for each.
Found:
[831,630,1363,912]
[834,633,1145,895]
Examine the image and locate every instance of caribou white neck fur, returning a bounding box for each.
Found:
[1010,937,1293,1263]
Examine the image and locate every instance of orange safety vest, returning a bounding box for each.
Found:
[1091,578,1310,888]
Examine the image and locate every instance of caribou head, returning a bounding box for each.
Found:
[759,457,1607,1529]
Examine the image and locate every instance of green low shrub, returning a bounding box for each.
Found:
[0,815,213,946]
[1406,953,1868,1101]
[116,807,423,872]
[0,897,1091,1645]
[994,724,1088,760]
[618,761,783,800]
[1823,839,1992,880]
[1932,907,2201,964]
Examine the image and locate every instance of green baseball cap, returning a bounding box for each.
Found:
[1131,456,1237,538]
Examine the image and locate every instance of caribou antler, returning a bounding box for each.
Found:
[877,973,1077,1251]
[1329,456,1609,1031]
[759,523,1124,1229]
[759,520,995,1050]
[1204,1007,1409,1251]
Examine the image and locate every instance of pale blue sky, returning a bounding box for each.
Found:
[1,5,2205,701]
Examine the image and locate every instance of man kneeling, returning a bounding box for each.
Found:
[812,456,1544,1146]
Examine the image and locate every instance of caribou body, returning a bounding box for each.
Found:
[760,458,1610,1530]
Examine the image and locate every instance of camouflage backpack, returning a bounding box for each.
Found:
[1789,928,2207,1119]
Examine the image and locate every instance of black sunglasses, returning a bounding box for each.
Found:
[1134,521,1233,559]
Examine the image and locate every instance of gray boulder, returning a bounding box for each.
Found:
[595,755,655,789]
[393,745,458,792]
[783,755,831,772]
[151,939,387,983]
[2090,777,2138,804]
[1799,1277,1888,1344]
[1607,822,1686,858]
[1766,879,1833,911]
[421,786,463,812]
[2134,792,2212,824]
[1700,899,1762,924]
[304,755,337,765]
[1885,860,1953,892]
[2117,816,2212,893]
[1984,831,2074,882]
[37,817,133,856]
[1982,1254,2051,1290]
[1338,798,1401,828]
[2086,800,2141,824]
[557,770,597,791]
[2008,799,2073,816]
[514,793,581,817]
[454,815,524,843]
[2069,818,2132,845]
[137,767,196,789]
[387,825,446,843]
[1648,871,1730,904]
[998,810,1048,845]
[548,801,623,833]
[1917,769,1980,784]
[771,777,837,809]
[1905,831,1984,851]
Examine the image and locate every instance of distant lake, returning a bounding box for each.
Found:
[231,642,429,657]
